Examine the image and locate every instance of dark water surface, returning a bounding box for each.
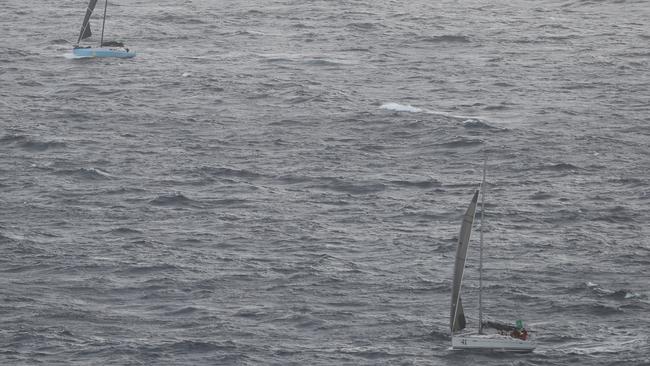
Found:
[1,0,649,364]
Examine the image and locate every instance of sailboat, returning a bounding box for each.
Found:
[449,162,536,352]
[73,0,136,58]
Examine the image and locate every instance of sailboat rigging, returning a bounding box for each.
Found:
[72,0,135,58]
[449,162,536,352]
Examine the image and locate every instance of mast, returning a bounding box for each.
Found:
[100,0,108,46]
[478,157,487,334]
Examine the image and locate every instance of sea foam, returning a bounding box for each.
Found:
[379,103,422,113]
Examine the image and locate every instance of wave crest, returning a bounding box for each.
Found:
[149,193,202,208]
[379,103,422,113]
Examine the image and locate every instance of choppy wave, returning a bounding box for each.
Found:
[538,162,581,171]
[149,193,203,208]
[108,227,143,235]
[312,177,386,194]
[54,167,114,180]
[199,166,263,180]
[418,35,471,43]
[462,119,500,130]
[585,282,645,300]
[2,0,649,364]
[437,137,483,148]
[1,134,67,151]
[379,102,422,113]
[389,178,441,189]
[378,104,498,129]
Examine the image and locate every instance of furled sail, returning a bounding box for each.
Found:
[77,0,99,44]
[450,190,479,333]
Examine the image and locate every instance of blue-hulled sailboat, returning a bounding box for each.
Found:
[73,0,135,58]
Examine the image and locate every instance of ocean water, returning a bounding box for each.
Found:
[1,0,649,364]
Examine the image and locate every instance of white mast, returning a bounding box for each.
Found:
[478,157,486,334]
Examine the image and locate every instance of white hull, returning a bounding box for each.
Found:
[452,334,535,352]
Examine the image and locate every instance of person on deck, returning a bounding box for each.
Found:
[521,329,528,340]
[511,328,528,340]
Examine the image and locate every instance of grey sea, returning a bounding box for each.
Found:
[1,0,649,364]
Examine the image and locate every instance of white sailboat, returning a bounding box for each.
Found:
[72,0,135,58]
[449,162,536,352]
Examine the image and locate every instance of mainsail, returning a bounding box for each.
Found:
[77,0,99,44]
[450,190,479,333]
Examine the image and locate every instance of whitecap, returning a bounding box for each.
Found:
[463,118,493,129]
[89,167,113,178]
[379,102,422,113]
[423,108,490,123]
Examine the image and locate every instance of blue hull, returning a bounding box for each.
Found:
[73,47,136,58]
